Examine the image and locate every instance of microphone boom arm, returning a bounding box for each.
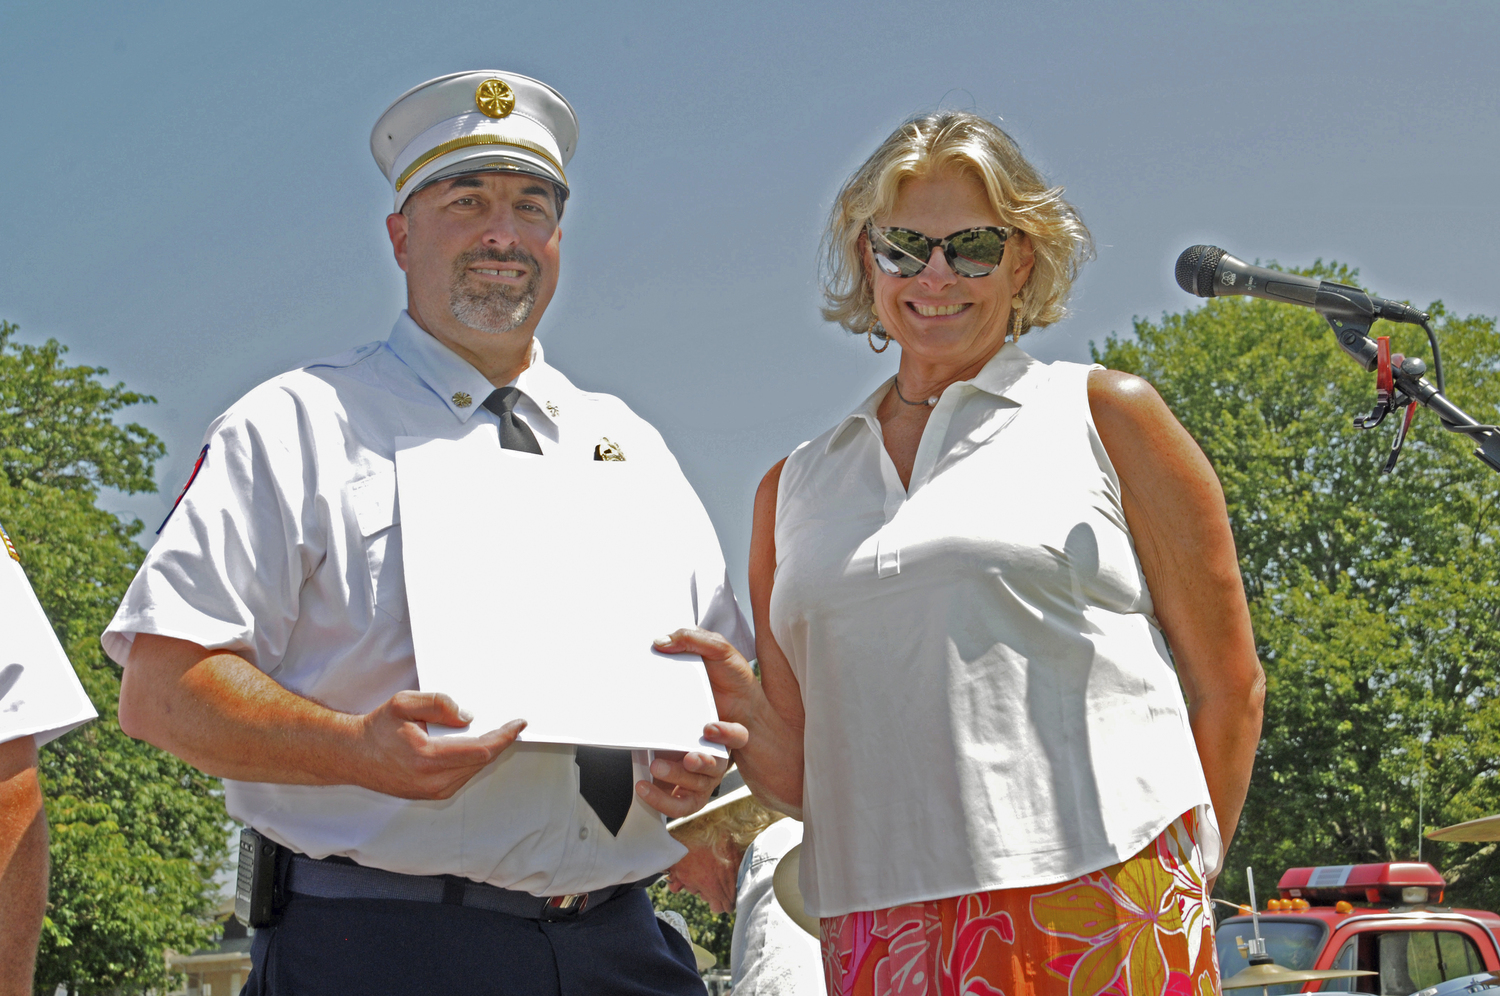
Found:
[1388,352,1500,473]
[1332,311,1500,474]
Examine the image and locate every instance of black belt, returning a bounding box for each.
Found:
[282,848,657,921]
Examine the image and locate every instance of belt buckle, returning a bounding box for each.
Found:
[542,892,589,920]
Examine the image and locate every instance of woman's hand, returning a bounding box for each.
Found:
[643,628,755,818]
[653,617,805,816]
[649,459,810,817]
[654,627,761,728]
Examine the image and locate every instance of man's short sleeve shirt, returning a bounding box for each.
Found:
[103,312,751,894]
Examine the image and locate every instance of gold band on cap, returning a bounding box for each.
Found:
[395,135,567,193]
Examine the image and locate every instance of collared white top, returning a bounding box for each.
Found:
[0,522,97,746]
[730,819,823,996]
[770,344,1217,917]
[103,312,751,895]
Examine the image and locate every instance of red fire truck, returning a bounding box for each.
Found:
[1215,863,1500,995]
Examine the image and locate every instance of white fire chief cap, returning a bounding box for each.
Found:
[371,71,578,212]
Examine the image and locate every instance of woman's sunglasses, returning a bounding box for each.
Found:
[867,224,1012,278]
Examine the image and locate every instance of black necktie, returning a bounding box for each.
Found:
[482,387,543,455]
[574,746,636,836]
[483,386,635,835]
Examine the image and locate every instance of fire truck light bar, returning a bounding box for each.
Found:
[1277,862,1446,906]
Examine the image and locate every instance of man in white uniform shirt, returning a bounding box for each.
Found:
[1,520,98,996]
[107,71,750,995]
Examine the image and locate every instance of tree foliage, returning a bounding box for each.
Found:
[0,321,227,995]
[649,878,735,972]
[1093,267,1500,911]
[0,329,162,495]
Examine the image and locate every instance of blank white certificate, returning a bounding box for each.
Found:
[0,533,97,746]
[395,430,725,756]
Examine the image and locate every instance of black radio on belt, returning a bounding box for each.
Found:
[235,827,280,928]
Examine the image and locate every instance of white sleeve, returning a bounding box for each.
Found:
[732,821,824,996]
[698,565,753,663]
[102,385,324,671]
[646,426,753,657]
[0,528,97,746]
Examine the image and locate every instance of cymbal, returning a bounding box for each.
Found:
[772,843,822,938]
[1222,962,1376,989]
[1427,814,1500,842]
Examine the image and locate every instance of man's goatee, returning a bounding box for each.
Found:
[449,246,542,334]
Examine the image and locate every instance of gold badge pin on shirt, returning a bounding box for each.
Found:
[594,438,625,461]
[452,392,473,409]
[545,401,560,417]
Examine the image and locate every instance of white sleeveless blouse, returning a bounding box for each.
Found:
[770,344,1218,918]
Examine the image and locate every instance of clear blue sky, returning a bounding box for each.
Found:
[4,0,1498,605]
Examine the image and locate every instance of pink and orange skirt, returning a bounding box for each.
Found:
[820,812,1221,996]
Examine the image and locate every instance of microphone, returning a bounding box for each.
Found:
[1175,245,1427,326]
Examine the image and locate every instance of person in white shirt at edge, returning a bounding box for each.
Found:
[663,769,822,996]
[661,112,1265,996]
[0,520,98,996]
[107,71,751,996]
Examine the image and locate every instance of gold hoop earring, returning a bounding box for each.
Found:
[866,314,890,354]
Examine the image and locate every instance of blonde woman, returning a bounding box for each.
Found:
[661,111,1264,996]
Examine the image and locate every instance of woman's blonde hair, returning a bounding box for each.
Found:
[821,111,1093,338]
[670,795,783,862]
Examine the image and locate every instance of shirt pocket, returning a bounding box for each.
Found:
[349,470,407,622]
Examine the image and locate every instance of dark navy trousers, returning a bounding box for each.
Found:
[240,886,705,995]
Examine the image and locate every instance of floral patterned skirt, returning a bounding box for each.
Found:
[820,811,1220,996]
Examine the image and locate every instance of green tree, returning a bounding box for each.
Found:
[649,878,735,971]
[1093,268,1500,912]
[0,321,228,995]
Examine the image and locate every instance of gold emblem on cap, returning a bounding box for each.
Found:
[452,392,473,409]
[475,79,516,119]
[594,438,626,462]
[545,401,560,417]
